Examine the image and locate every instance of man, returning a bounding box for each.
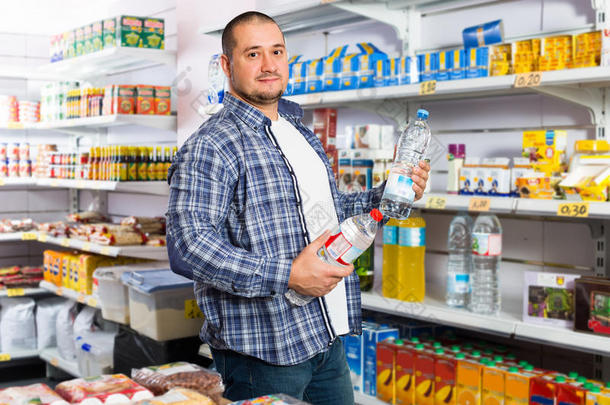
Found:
[166,11,430,404]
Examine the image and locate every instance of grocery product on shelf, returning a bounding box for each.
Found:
[446,144,465,194]
[0,265,43,289]
[0,217,36,233]
[470,214,502,315]
[313,108,337,150]
[380,109,431,219]
[382,218,399,299]
[523,129,568,176]
[395,211,426,302]
[36,297,65,350]
[141,17,165,49]
[446,213,473,308]
[131,362,223,397]
[76,330,117,377]
[574,276,610,336]
[363,324,399,397]
[0,141,33,178]
[462,20,504,49]
[524,272,578,328]
[0,95,19,124]
[135,388,216,405]
[2,383,65,405]
[0,297,37,351]
[55,374,153,403]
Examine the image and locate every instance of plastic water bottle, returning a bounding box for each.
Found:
[380,109,432,219]
[469,214,502,315]
[446,213,473,307]
[285,209,384,306]
[207,54,226,105]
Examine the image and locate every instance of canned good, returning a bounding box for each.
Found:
[8,143,19,160]
[0,160,7,177]
[8,160,19,177]
[0,143,7,160]
[19,142,30,160]
[18,160,31,177]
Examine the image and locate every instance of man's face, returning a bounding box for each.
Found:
[221,21,288,106]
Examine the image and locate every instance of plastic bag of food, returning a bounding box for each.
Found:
[0,297,36,351]
[133,388,215,405]
[131,362,223,397]
[36,297,65,350]
[229,394,310,405]
[55,374,153,404]
[56,301,79,360]
[3,383,65,405]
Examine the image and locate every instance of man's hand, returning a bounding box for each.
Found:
[412,160,431,201]
[288,230,354,297]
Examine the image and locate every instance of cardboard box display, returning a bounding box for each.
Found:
[284,55,302,96]
[522,130,567,176]
[418,52,439,82]
[341,53,360,90]
[91,21,103,52]
[136,85,155,115]
[523,271,578,328]
[323,46,348,91]
[363,325,399,396]
[102,18,117,48]
[306,58,324,93]
[154,86,171,115]
[357,42,388,88]
[117,16,143,48]
[292,60,308,95]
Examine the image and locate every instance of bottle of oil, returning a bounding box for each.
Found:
[119,146,128,181]
[137,147,148,181]
[147,147,156,181]
[155,146,165,181]
[127,147,137,181]
[163,146,172,178]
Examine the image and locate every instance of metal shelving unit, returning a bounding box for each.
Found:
[0,287,47,298]
[36,179,170,195]
[29,114,177,132]
[39,347,80,377]
[39,281,100,308]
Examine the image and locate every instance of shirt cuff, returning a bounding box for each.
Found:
[258,257,293,297]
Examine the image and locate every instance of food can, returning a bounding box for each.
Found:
[19,142,30,160]
[0,160,8,177]
[19,160,31,178]
[8,160,19,178]
[8,143,19,160]
[0,143,7,160]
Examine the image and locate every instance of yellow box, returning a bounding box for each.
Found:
[522,130,568,176]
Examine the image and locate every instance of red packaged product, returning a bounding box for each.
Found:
[313,108,337,150]
[55,374,153,403]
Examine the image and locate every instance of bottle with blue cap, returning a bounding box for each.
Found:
[380,109,432,219]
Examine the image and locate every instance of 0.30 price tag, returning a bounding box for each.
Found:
[557,202,589,218]
[419,80,437,95]
[469,197,491,212]
[514,72,542,88]
[425,196,447,209]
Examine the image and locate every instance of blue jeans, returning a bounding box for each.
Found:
[210,339,354,405]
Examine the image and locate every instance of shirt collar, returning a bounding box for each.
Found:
[222,92,304,131]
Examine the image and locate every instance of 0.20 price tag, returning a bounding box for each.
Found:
[557,202,589,218]
[514,72,542,88]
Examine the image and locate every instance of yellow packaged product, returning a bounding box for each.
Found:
[560,166,610,202]
[61,252,77,289]
[516,175,555,199]
[490,44,512,76]
[522,130,567,175]
[77,254,106,295]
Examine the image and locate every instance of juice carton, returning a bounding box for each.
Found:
[377,338,400,403]
[459,158,481,195]
[75,26,85,56]
[437,51,451,81]
[557,378,587,405]
[481,158,511,196]
[414,344,435,405]
[473,166,488,196]
[306,58,324,93]
[530,374,566,405]
[313,108,337,151]
[344,332,365,393]
[136,85,155,115]
[363,325,399,396]
[448,49,466,80]
[292,60,308,95]
[323,46,348,91]
[117,16,143,48]
[91,21,103,52]
[284,55,302,96]
[43,250,62,286]
[399,56,419,85]
[83,24,93,55]
[387,58,400,86]
[355,43,387,89]
[340,53,360,90]
[586,386,610,405]
[396,343,416,405]
[373,58,387,87]
[418,52,439,81]
[481,361,507,405]
[522,130,568,176]
[154,86,171,115]
[505,365,539,405]
[102,18,117,48]
[456,353,484,405]
[142,17,165,49]
[434,349,457,405]
[465,47,489,78]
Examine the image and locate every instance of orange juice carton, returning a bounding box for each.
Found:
[414,344,435,405]
[482,361,507,405]
[505,365,539,405]
[434,349,457,405]
[530,373,567,405]
[377,338,400,403]
[43,250,61,286]
[556,374,587,405]
[586,385,610,405]
[522,130,568,176]
[396,342,416,405]
[364,325,399,396]
[456,353,484,405]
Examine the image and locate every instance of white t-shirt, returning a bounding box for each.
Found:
[270,116,349,336]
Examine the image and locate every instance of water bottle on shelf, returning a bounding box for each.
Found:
[446,212,474,308]
[207,54,227,105]
[380,109,432,219]
[469,214,502,315]
[285,209,384,306]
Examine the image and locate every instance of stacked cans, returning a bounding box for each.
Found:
[0,96,19,124]
[0,143,31,178]
[39,149,89,180]
[18,101,41,123]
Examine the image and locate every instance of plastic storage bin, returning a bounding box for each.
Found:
[121,269,202,341]
[93,262,170,324]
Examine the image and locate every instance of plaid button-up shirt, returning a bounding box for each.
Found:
[166,93,384,365]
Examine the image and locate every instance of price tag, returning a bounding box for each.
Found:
[77,294,86,303]
[50,357,59,367]
[305,93,323,104]
[0,353,11,362]
[76,181,85,188]
[0,179,4,186]
[56,287,63,296]
[87,297,98,307]
[60,238,70,247]
[7,288,25,297]
[100,247,111,256]
[50,180,58,187]
[82,242,91,251]
[184,299,204,319]
[469,197,491,212]
[557,202,589,218]
[419,80,437,95]
[514,72,542,88]
[21,232,38,241]
[425,196,447,209]
[38,233,48,242]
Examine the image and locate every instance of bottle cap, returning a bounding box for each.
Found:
[509,367,519,373]
[524,365,534,371]
[506,353,516,360]
[458,144,466,156]
[480,358,489,365]
[456,353,466,359]
[577,376,587,383]
[555,376,566,383]
[451,346,460,353]
[415,344,424,350]
[494,356,503,363]
[448,144,457,155]
[591,386,601,393]
[472,351,481,357]
[568,372,579,379]
[411,337,420,343]
[606,382,610,389]
[435,349,444,355]
[433,342,442,348]
[417,109,429,120]
[370,209,383,222]
[395,339,404,345]
[487,361,496,367]
[518,361,528,367]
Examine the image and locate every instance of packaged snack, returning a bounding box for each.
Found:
[68,211,109,224]
[522,130,568,176]
[227,393,309,405]
[575,276,610,336]
[55,374,153,404]
[135,388,215,405]
[154,86,171,115]
[131,362,223,398]
[357,43,387,88]
[524,271,578,328]
[340,53,360,90]
[141,18,165,49]
[323,46,348,91]
[117,16,143,48]
[3,383,64,405]
[136,85,155,115]
[92,21,103,52]
[306,57,324,93]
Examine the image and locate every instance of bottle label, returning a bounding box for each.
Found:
[385,167,415,202]
[324,232,364,264]
[383,226,397,245]
[472,233,502,256]
[448,273,470,294]
[398,227,425,247]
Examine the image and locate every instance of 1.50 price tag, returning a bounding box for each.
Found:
[425,196,447,209]
[469,197,491,212]
[514,72,542,88]
[557,202,589,218]
[419,80,437,95]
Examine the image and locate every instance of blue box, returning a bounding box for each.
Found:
[387,58,399,86]
[292,60,308,95]
[356,42,387,89]
[437,50,451,81]
[418,52,439,82]
[463,19,504,49]
[373,58,386,87]
[284,54,302,96]
[448,49,466,80]
[363,325,399,397]
[465,47,489,78]
[398,56,418,85]
[323,46,348,92]
[343,333,365,392]
[340,53,360,90]
[306,58,324,93]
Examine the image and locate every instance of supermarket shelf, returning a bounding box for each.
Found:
[361,292,517,337]
[39,347,80,377]
[36,47,176,79]
[39,281,100,309]
[29,114,177,132]
[38,233,169,260]
[286,67,610,108]
[36,179,170,195]
[0,349,40,364]
[0,65,63,81]
[515,198,610,219]
[0,178,37,187]
[354,391,388,405]
[0,232,26,242]
[0,287,47,298]
[414,192,515,214]
[514,321,610,356]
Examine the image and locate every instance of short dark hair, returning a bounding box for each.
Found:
[221,11,283,60]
